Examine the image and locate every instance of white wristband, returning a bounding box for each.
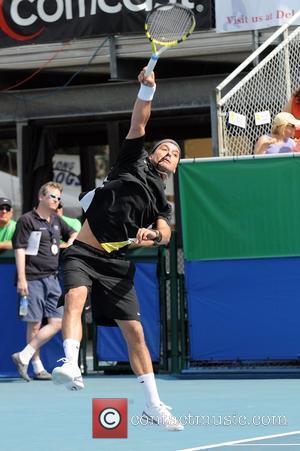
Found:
[137,83,156,101]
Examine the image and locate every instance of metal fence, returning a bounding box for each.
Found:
[216,10,300,156]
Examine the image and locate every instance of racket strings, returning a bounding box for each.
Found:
[148,6,194,43]
[150,10,190,41]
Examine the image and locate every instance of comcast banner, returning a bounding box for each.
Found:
[178,156,300,261]
[0,0,212,48]
[215,0,300,33]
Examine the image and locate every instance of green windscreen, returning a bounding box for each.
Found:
[178,156,300,261]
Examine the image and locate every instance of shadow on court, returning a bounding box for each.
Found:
[1,375,300,451]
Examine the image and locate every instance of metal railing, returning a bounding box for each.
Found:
[216,10,300,156]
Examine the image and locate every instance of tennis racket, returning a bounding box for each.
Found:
[144,4,196,77]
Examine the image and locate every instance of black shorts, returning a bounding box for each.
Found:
[61,240,140,326]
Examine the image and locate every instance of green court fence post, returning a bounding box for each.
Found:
[178,273,188,370]
[79,309,88,375]
[92,321,99,372]
[158,246,169,372]
[169,231,180,373]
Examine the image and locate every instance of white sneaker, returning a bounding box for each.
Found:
[52,358,84,391]
[142,402,184,431]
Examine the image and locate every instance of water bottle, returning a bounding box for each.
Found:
[19,295,28,317]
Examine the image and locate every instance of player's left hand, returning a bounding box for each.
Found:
[135,227,157,244]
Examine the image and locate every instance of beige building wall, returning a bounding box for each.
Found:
[185,138,213,158]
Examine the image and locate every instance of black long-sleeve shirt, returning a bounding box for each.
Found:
[81,136,172,244]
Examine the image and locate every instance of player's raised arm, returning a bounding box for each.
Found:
[126,69,156,140]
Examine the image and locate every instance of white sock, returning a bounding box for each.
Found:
[63,338,80,366]
[19,344,36,365]
[32,359,46,374]
[137,373,161,408]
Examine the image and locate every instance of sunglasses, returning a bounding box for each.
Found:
[0,205,11,212]
[47,193,61,202]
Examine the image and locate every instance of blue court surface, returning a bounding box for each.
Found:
[1,375,300,451]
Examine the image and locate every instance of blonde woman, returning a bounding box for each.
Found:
[254,112,300,154]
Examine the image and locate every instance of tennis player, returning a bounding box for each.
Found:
[52,68,183,431]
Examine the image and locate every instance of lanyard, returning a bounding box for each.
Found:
[43,217,58,245]
[41,216,59,255]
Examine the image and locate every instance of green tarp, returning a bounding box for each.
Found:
[178,156,300,261]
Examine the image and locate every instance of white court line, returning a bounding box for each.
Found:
[177,430,300,451]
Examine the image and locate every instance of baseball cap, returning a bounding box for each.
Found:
[0,197,12,207]
[273,112,300,128]
[149,139,181,155]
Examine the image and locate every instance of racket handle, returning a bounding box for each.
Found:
[144,55,159,77]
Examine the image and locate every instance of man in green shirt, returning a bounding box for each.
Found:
[0,197,16,250]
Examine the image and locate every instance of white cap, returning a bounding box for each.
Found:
[273,112,300,128]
